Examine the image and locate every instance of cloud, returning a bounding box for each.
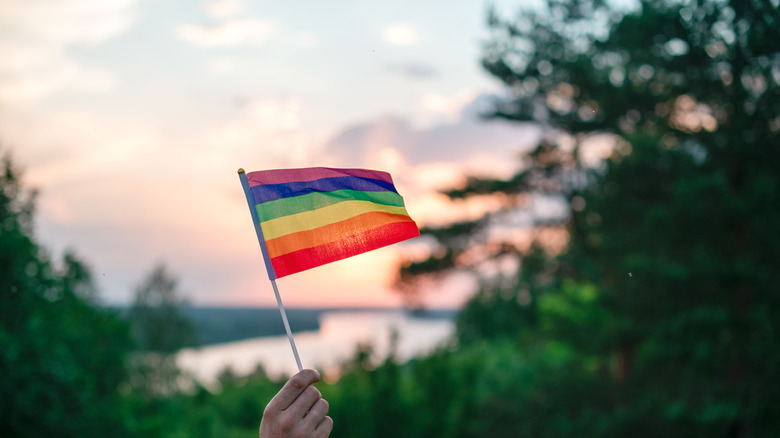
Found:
[0,56,116,102]
[0,0,140,102]
[202,96,329,168]
[0,107,112,172]
[325,93,537,170]
[386,62,438,79]
[10,108,261,304]
[176,18,278,48]
[322,92,541,225]
[203,0,244,19]
[294,33,317,47]
[0,0,140,45]
[382,22,419,46]
[209,56,238,73]
[419,88,479,124]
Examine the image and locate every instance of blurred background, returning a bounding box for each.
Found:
[2,0,779,437]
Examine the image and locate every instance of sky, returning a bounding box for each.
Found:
[1,0,541,309]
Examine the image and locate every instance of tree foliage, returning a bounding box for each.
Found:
[397,0,780,435]
[127,264,197,399]
[129,264,196,354]
[137,2,780,436]
[0,151,135,438]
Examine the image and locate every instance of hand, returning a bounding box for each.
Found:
[259,369,333,438]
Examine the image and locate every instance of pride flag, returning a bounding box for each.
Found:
[239,167,419,279]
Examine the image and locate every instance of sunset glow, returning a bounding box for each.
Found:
[2,0,533,308]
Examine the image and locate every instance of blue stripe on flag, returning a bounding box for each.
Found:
[250,176,398,204]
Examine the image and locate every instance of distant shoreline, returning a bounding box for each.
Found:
[178,310,458,384]
[112,306,458,347]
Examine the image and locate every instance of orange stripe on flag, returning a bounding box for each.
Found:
[265,211,415,258]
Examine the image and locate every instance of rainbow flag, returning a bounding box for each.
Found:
[239,167,419,279]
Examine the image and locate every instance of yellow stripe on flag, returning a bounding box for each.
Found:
[260,200,411,240]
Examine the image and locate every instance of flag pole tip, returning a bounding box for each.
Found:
[237,168,245,174]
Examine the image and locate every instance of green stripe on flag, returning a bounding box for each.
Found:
[255,189,406,222]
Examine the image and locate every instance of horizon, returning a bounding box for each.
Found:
[108,303,460,312]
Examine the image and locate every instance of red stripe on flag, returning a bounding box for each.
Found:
[247,167,394,186]
[270,220,420,278]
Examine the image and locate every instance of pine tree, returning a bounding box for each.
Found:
[399,0,780,435]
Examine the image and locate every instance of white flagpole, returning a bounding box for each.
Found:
[238,168,303,372]
[271,279,303,371]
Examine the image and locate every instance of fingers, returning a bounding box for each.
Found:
[259,369,333,437]
[303,397,328,425]
[314,415,334,438]
[267,369,321,412]
[287,385,323,418]
[303,398,332,438]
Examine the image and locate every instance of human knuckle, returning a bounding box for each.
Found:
[305,386,321,398]
[318,398,329,412]
[290,376,306,391]
[278,415,295,432]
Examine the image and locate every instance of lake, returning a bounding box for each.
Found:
[177,310,456,386]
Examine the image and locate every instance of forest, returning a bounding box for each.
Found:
[2,0,779,436]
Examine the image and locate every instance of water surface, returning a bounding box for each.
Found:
[178,310,455,386]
